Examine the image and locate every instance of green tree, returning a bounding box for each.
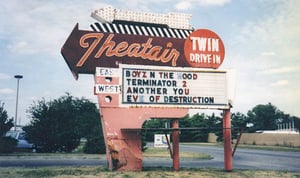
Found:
[177,114,191,141]
[179,113,211,142]
[208,112,223,142]
[231,112,247,139]
[0,101,17,153]
[75,98,105,154]
[24,94,105,153]
[142,118,167,142]
[290,116,300,133]
[141,119,165,152]
[275,112,300,133]
[247,103,281,132]
[210,112,247,142]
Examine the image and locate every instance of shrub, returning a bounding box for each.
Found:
[83,137,106,154]
[0,137,17,153]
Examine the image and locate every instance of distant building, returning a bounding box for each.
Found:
[256,121,299,134]
[256,130,299,134]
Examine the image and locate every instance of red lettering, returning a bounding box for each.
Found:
[133,95,138,102]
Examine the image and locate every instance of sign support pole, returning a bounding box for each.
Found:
[223,109,232,171]
[172,119,180,171]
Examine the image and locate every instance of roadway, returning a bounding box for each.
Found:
[143,144,300,171]
[1,144,299,171]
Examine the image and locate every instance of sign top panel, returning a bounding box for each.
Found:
[91,6,193,30]
[61,8,226,79]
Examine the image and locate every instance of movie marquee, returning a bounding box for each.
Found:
[95,65,229,109]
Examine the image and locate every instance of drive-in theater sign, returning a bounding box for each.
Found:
[61,6,235,171]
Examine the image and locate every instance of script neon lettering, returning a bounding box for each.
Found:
[77,33,104,67]
[76,33,180,67]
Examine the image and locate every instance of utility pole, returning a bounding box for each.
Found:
[14,75,23,130]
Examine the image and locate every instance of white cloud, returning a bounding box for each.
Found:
[2,0,102,58]
[261,51,276,56]
[174,0,231,10]
[0,88,14,94]
[0,73,11,80]
[195,0,231,6]
[270,80,289,87]
[226,2,300,116]
[175,1,192,10]
[111,0,167,12]
[235,1,300,59]
[261,66,300,75]
[7,41,34,55]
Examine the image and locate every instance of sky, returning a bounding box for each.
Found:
[0,0,299,125]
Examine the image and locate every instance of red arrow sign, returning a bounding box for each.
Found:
[61,23,188,79]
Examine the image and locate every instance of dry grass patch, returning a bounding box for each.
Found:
[143,147,212,159]
[0,167,299,178]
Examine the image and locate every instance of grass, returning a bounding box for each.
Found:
[0,166,299,178]
[143,147,213,160]
[0,147,212,160]
[0,153,105,160]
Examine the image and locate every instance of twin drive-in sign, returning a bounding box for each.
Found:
[95,64,233,109]
[61,6,236,171]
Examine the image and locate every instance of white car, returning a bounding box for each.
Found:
[5,130,34,152]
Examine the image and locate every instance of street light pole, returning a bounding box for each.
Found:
[14,75,23,131]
